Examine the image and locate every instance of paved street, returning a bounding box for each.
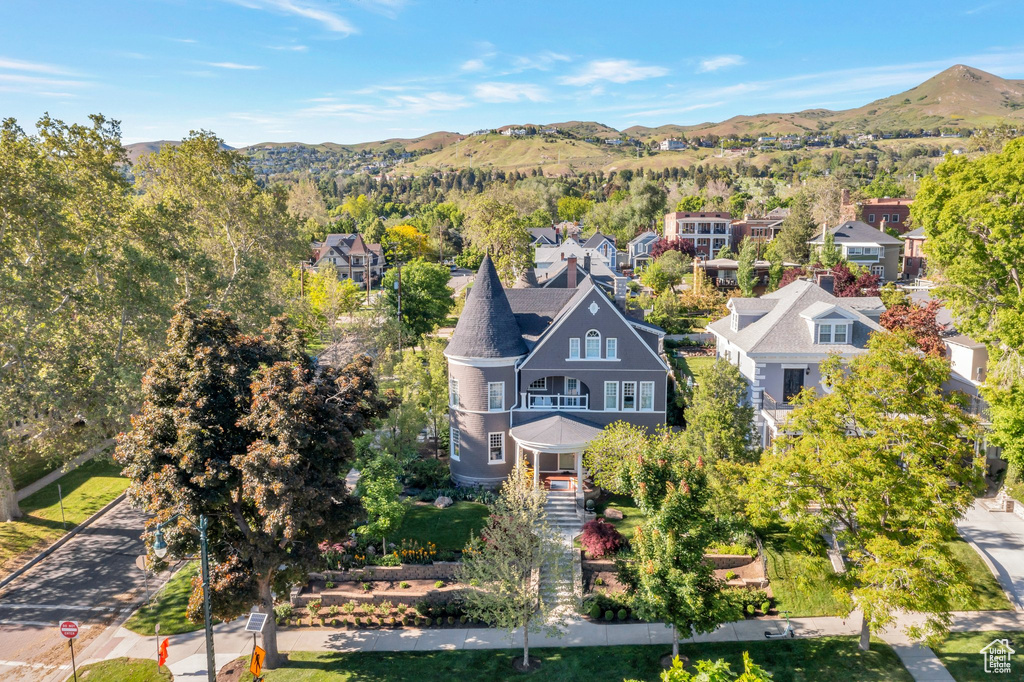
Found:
[958,500,1024,610]
[0,500,166,682]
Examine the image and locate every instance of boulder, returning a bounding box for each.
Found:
[434,496,453,509]
[604,508,624,520]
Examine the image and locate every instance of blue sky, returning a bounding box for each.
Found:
[2,0,1023,146]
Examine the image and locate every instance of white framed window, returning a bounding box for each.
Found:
[871,264,884,277]
[450,427,460,461]
[604,382,618,411]
[569,338,580,359]
[863,247,878,256]
[640,382,655,411]
[868,213,876,222]
[833,323,849,344]
[622,382,637,411]
[585,330,601,359]
[557,453,575,471]
[528,377,547,391]
[730,311,738,332]
[818,323,833,344]
[488,432,505,464]
[606,338,617,359]
[449,377,459,407]
[847,247,862,256]
[565,377,579,395]
[488,382,504,411]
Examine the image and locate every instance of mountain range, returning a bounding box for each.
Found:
[126,65,1024,170]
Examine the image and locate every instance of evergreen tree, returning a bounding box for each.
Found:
[773,194,817,264]
[736,237,757,297]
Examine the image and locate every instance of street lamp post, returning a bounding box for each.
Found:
[152,514,215,682]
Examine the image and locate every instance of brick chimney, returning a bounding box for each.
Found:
[583,253,591,272]
[567,256,578,288]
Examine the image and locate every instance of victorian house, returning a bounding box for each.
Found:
[444,256,669,509]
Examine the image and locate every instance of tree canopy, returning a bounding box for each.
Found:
[381,258,454,340]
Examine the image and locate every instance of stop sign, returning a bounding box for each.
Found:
[59,621,79,639]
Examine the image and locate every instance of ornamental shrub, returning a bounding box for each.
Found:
[424,617,432,626]
[447,615,455,625]
[761,601,771,614]
[400,581,411,589]
[275,604,293,621]
[580,519,625,558]
[354,617,362,627]
[747,604,755,615]
[325,581,335,589]
[434,580,445,588]
[307,599,322,616]
[590,603,602,619]
[617,609,627,621]
[415,601,430,615]
[604,610,614,621]
[725,570,738,580]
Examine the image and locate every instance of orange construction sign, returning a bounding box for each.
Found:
[249,645,266,677]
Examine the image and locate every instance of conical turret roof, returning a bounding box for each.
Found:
[445,255,529,359]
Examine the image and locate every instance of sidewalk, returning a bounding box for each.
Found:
[80,610,1024,680]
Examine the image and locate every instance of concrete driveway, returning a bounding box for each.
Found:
[958,500,1024,611]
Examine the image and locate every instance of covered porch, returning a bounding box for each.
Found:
[510,414,604,509]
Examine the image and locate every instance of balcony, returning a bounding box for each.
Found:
[521,393,588,410]
[762,392,796,426]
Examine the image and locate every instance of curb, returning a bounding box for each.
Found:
[0,492,127,590]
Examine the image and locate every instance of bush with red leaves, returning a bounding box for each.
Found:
[580,519,625,558]
[778,266,806,288]
[880,300,945,356]
[650,238,697,260]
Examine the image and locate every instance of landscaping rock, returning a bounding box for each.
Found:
[434,496,453,509]
[604,508,624,520]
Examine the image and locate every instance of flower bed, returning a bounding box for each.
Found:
[292,576,463,609]
[277,596,489,629]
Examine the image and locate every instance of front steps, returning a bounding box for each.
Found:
[538,490,582,617]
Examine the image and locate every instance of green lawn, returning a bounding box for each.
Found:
[933,631,1024,681]
[9,452,60,491]
[946,539,1015,611]
[595,493,643,540]
[125,562,203,636]
[65,657,172,682]
[394,502,489,553]
[0,458,129,576]
[675,355,715,380]
[238,638,912,681]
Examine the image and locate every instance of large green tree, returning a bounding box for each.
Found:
[744,331,984,649]
[913,139,1024,472]
[116,305,392,667]
[618,431,724,660]
[0,114,170,520]
[736,237,757,297]
[773,193,817,264]
[464,196,531,283]
[556,195,593,223]
[381,258,454,341]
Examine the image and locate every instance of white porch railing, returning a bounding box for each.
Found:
[520,393,588,410]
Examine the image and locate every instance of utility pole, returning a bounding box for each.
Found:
[395,261,403,353]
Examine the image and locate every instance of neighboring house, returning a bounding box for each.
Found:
[660,139,687,151]
[445,256,669,506]
[697,258,772,289]
[731,216,785,245]
[663,211,733,258]
[582,231,618,265]
[527,226,559,246]
[807,221,904,282]
[839,191,914,234]
[627,230,660,270]
[707,278,885,445]
[902,227,927,279]
[311,233,384,286]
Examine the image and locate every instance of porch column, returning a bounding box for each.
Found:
[576,451,584,512]
[533,449,539,488]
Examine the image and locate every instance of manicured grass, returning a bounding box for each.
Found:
[933,631,1024,681]
[946,539,1015,611]
[124,562,202,636]
[65,657,172,681]
[676,355,715,380]
[595,493,644,540]
[0,458,129,576]
[9,452,60,490]
[762,528,846,617]
[394,501,489,553]
[238,637,912,681]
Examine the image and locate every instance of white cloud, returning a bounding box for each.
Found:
[206,61,263,70]
[301,91,468,121]
[510,51,571,72]
[560,59,668,86]
[224,0,357,35]
[0,57,79,76]
[268,44,309,52]
[473,82,548,103]
[461,59,486,72]
[171,38,198,44]
[698,54,745,73]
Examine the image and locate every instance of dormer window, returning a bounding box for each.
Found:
[818,322,851,344]
[730,311,739,332]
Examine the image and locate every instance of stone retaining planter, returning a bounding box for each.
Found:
[310,561,460,583]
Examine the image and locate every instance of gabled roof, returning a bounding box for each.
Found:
[708,279,883,355]
[628,230,659,246]
[583,231,615,248]
[527,226,558,244]
[444,255,530,359]
[904,227,926,239]
[809,221,903,246]
[505,288,578,345]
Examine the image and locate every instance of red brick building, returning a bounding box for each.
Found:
[902,227,927,279]
[859,198,914,234]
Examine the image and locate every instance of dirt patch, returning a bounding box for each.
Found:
[218,657,248,681]
[512,655,543,672]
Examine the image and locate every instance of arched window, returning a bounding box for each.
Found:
[585,329,601,359]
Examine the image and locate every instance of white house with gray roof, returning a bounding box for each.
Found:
[707,278,885,445]
[445,255,668,510]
